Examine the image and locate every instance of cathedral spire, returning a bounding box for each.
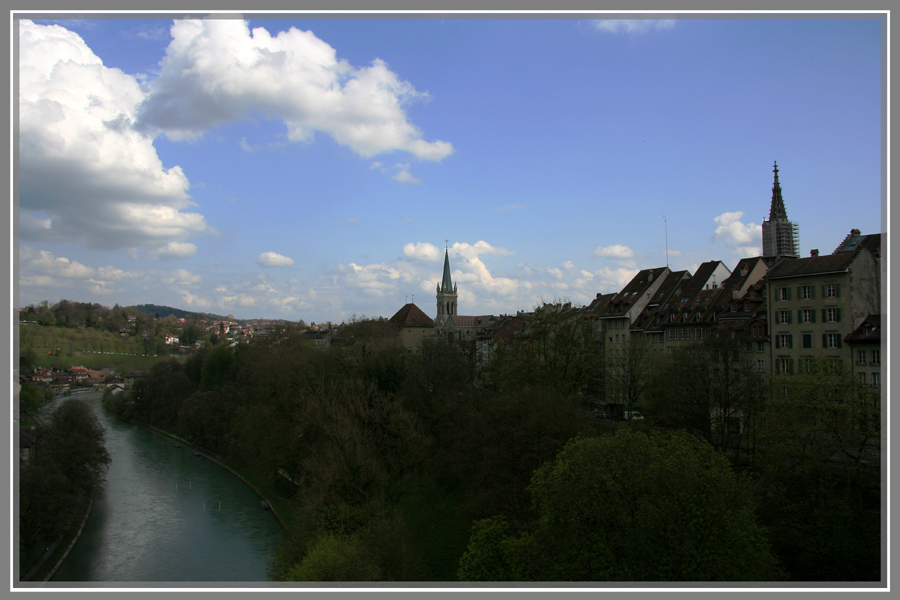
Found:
[762,161,799,260]
[769,161,788,221]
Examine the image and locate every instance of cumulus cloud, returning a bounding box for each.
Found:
[392,164,421,184]
[590,19,676,34]
[135,18,453,162]
[257,251,295,267]
[149,241,198,259]
[403,242,442,262]
[18,20,210,250]
[591,244,636,260]
[712,211,762,255]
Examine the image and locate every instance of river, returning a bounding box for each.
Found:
[43,392,285,584]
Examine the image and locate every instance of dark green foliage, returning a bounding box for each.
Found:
[751,358,882,582]
[19,399,110,575]
[459,430,784,582]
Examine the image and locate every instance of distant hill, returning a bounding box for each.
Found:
[131,304,293,325]
[132,304,224,321]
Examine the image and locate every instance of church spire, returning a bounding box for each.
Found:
[769,161,788,221]
[440,247,454,293]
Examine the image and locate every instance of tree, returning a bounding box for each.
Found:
[19,399,110,571]
[606,333,654,413]
[645,338,765,456]
[459,430,784,582]
[751,357,881,581]
[488,301,603,395]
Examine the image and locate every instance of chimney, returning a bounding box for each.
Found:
[811,249,819,257]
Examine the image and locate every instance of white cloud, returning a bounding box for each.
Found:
[591,244,636,260]
[257,251,295,267]
[403,242,442,262]
[392,164,421,184]
[590,19,676,34]
[18,20,210,250]
[498,203,525,212]
[712,211,762,254]
[136,18,453,162]
[149,241,198,260]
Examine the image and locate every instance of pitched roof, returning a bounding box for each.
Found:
[388,303,434,328]
[844,314,881,345]
[765,249,859,279]
[451,315,494,328]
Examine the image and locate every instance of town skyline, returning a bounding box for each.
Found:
[16,13,883,322]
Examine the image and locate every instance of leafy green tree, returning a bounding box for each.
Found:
[645,338,765,456]
[459,430,783,582]
[605,333,654,413]
[489,302,602,395]
[19,399,110,573]
[280,533,383,581]
[751,358,881,581]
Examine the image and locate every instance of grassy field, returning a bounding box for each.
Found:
[19,325,182,372]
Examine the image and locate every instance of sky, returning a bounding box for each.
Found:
[15,13,884,323]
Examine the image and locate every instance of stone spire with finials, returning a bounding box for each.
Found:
[761,161,800,261]
[436,245,458,322]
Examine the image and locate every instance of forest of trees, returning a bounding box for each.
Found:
[19,399,111,579]
[99,314,881,583]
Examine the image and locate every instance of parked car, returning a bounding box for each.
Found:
[624,411,644,421]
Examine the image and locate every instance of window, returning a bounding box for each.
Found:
[778,358,792,374]
[757,341,765,352]
[826,308,839,322]
[857,350,867,365]
[801,285,812,299]
[872,372,880,387]
[679,329,686,339]
[666,347,672,356]
[744,302,750,312]
[778,310,791,324]
[615,334,619,343]
[859,372,867,385]
[757,359,765,372]
[826,333,840,348]
[802,334,812,349]
[872,349,880,365]
[826,283,837,298]
[731,303,737,312]
[802,309,814,324]
[778,334,792,348]
[778,287,789,301]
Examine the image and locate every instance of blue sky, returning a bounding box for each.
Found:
[16,13,883,323]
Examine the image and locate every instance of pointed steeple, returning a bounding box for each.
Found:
[769,161,788,221]
[761,161,799,260]
[440,248,454,293]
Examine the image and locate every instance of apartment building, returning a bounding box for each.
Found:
[764,230,881,376]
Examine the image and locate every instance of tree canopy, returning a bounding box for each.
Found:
[459,429,784,582]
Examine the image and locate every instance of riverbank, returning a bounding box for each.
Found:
[20,494,93,584]
[125,419,290,533]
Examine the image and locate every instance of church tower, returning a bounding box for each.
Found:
[761,161,799,261]
[436,247,458,325]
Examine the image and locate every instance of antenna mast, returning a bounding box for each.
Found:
[664,216,669,268]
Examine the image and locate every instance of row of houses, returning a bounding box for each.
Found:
[386,164,883,409]
[21,365,145,393]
